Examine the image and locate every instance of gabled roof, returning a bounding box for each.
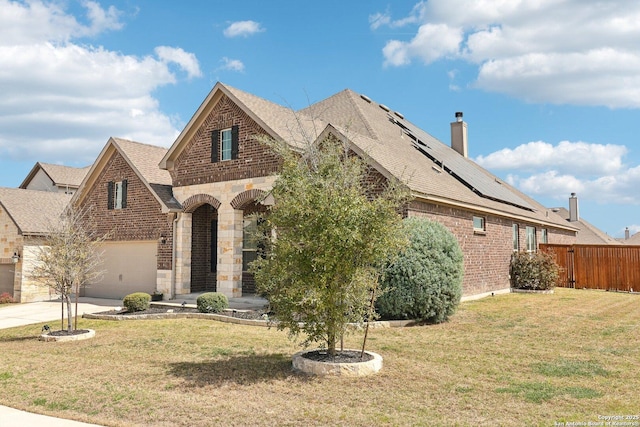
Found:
[622,231,640,245]
[0,187,70,235]
[553,208,618,245]
[73,138,180,213]
[19,162,90,190]
[162,82,574,230]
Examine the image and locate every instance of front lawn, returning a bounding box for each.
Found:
[0,288,638,426]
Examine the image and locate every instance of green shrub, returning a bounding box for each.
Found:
[376,217,464,323]
[122,292,151,312]
[510,251,559,290]
[197,292,229,313]
[0,292,14,304]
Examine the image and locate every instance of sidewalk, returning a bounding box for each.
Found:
[0,405,104,427]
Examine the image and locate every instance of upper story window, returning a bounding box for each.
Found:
[211,125,239,162]
[526,226,536,252]
[512,224,519,251]
[107,180,127,210]
[473,216,486,233]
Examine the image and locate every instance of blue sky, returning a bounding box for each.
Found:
[1,0,639,238]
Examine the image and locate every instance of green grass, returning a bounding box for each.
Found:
[0,288,639,426]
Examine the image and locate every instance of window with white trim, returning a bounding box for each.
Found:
[473,216,485,232]
[526,226,536,252]
[512,224,519,251]
[107,180,127,210]
[221,128,233,161]
[541,228,548,244]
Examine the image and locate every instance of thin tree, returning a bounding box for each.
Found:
[30,206,106,332]
[252,134,410,356]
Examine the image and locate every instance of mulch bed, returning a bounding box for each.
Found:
[47,329,91,337]
[302,349,374,363]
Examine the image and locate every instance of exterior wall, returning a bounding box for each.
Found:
[408,200,576,296]
[0,204,22,300]
[172,176,276,298]
[77,149,173,275]
[170,94,281,187]
[23,169,56,192]
[18,243,54,302]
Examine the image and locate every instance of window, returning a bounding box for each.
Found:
[107,180,127,210]
[473,216,485,232]
[526,226,536,252]
[211,125,239,162]
[541,228,548,244]
[242,217,259,272]
[512,224,519,252]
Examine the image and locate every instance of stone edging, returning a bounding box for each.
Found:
[292,349,383,376]
[83,312,416,329]
[40,329,96,342]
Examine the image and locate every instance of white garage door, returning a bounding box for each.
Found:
[0,264,14,297]
[83,241,157,299]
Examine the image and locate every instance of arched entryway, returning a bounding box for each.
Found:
[182,194,222,293]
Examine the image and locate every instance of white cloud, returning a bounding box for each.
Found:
[219,57,245,72]
[0,1,199,165]
[478,141,640,205]
[223,20,264,38]
[155,46,202,79]
[374,0,640,108]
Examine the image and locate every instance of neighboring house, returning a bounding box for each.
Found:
[552,194,619,245]
[0,188,70,302]
[153,82,576,300]
[70,137,181,299]
[20,162,89,195]
[621,230,640,245]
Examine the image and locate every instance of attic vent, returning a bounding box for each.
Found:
[379,103,390,112]
[394,111,404,119]
[360,94,372,103]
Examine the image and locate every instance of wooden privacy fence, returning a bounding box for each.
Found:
[540,244,640,292]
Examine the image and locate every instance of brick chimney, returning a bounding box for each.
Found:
[569,193,579,222]
[450,112,468,158]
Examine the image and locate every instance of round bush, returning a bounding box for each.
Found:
[509,251,559,290]
[376,217,464,323]
[123,292,151,312]
[197,292,229,313]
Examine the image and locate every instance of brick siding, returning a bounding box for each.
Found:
[171,94,282,187]
[76,150,173,270]
[408,200,576,296]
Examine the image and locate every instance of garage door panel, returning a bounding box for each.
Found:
[84,241,157,299]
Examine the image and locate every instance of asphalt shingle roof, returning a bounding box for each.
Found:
[0,188,70,235]
[553,207,618,245]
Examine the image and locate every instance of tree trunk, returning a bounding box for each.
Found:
[327,330,336,356]
[65,293,73,332]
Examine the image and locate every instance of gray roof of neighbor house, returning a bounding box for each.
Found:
[19,162,90,190]
[163,83,573,231]
[553,207,618,245]
[73,138,181,212]
[622,231,640,245]
[0,188,70,235]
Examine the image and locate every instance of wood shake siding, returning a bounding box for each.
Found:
[171,94,281,187]
[77,150,173,270]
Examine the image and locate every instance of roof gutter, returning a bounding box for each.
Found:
[411,192,579,232]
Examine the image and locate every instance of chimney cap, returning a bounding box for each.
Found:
[570,192,576,197]
[455,112,463,122]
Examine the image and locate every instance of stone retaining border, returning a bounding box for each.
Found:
[40,329,96,342]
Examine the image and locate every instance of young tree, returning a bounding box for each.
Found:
[30,206,105,332]
[252,134,410,356]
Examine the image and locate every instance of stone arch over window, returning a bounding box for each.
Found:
[230,189,268,210]
[182,194,221,213]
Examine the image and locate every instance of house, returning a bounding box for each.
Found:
[621,230,640,245]
[552,194,618,245]
[70,137,181,299]
[0,188,70,302]
[20,162,89,195]
[149,82,577,300]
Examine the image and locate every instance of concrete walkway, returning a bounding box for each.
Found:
[0,294,267,426]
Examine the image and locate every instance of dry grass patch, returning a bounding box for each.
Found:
[0,288,639,426]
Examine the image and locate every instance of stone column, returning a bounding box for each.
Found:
[216,206,243,298]
[174,212,192,296]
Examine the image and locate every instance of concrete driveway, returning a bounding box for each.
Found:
[0,297,122,330]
